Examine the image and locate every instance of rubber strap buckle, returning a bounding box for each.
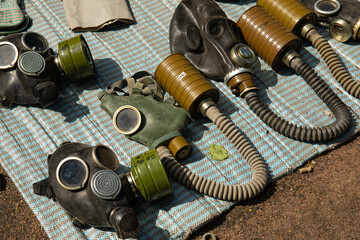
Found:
[33,179,54,199]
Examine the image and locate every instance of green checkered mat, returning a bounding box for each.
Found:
[0,0,359,239]
[0,0,24,28]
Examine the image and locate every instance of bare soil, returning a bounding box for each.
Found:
[1,134,359,240]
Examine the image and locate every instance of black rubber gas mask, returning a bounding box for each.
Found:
[170,0,257,82]
[300,0,360,42]
[33,142,172,239]
[0,32,95,108]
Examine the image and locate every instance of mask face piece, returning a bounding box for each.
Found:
[33,142,173,239]
[170,0,244,80]
[33,142,139,239]
[98,72,192,160]
[0,32,95,108]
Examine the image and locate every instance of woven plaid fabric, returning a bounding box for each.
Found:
[0,0,24,28]
[0,0,359,239]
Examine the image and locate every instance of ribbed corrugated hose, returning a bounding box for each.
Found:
[156,105,268,201]
[306,29,360,98]
[244,56,351,142]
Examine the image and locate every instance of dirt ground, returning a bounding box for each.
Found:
[0,134,359,240]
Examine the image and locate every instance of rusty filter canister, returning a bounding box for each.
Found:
[155,54,219,119]
[237,6,302,70]
[257,0,317,35]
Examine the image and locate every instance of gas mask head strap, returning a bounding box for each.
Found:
[105,71,163,101]
[33,178,55,199]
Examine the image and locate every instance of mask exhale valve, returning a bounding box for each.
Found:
[257,0,360,99]
[237,5,351,142]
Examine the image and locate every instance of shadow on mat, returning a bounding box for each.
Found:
[47,58,124,123]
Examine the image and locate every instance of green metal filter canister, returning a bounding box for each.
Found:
[58,35,95,81]
[130,149,172,202]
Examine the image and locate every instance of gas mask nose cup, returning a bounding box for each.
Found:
[92,145,119,171]
[0,42,19,69]
[21,32,49,53]
[91,170,122,200]
[58,35,95,81]
[56,157,89,190]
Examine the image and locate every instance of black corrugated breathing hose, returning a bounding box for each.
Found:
[244,56,352,142]
[306,29,360,98]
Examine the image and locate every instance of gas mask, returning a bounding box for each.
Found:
[33,142,172,239]
[98,71,192,160]
[170,0,258,97]
[0,32,95,108]
[300,0,360,42]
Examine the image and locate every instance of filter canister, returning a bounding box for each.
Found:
[237,6,302,70]
[155,54,219,119]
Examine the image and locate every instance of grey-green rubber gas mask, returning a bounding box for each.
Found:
[33,142,172,239]
[0,32,95,108]
[98,71,192,160]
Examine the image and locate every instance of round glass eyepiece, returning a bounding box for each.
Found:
[314,0,341,16]
[113,105,141,135]
[56,157,89,190]
[21,32,49,53]
[0,42,18,69]
[92,145,119,170]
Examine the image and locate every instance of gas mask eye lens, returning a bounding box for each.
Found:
[0,41,18,69]
[92,145,119,170]
[113,105,141,135]
[21,32,49,53]
[314,0,341,16]
[208,22,224,36]
[56,157,89,190]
